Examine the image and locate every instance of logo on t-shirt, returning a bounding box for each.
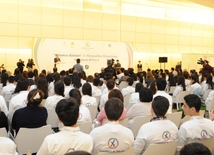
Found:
[108,138,119,149]
[66,148,75,153]
[201,130,208,139]
[78,113,82,120]
[162,131,171,141]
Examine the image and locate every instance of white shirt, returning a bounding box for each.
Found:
[205,90,214,105]
[0,137,18,155]
[128,92,140,108]
[9,91,29,119]
[2,83,16,97]
[201,80,206,89]
[0,95,8,116]
[117,73,124,79]
[64,85,73,99]
[135,119,178,155]
[48,81,55,96]
[153,91,172,113]
[81,79,86,86]
[185,79,190,88]
[29,85,37,91]
[173,85,184,96]
[121,86,135,97]
[45,95,64,108]
[82,95,97,107]
[102,86,119,95]
[78,105,92,124]
[127,102,151,128]
[90,122,134,155]
[99,93,109,110]
[189,83,201,94]
[177,116,214,152]
[92,86,102,97]
[203,84,211,94]
[37,126,93,155]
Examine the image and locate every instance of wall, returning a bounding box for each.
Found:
[0,0,214,73]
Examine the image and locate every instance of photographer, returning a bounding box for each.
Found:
[202,60,212,73]
[26,59,35,70]
[17,59,25,74]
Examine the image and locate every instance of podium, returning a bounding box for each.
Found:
[56,62,66,71]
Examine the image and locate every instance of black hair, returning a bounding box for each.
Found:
[78,72,84,79]
[156,78,166,91]
[105,98,124,121]
[191,75,198,84]
[53,73,60,84]
[69,89,81,106]
[37,77,49,99]
[124,70,129,76]
[180,143,211,155]
[54,81,65,97]
[33,69,38,77]
[14,68,20,75]
[46,73,53,83]
[41,69,46,75]
[108,89,124,103]
[76,59,80,63]
[168,74,176,86]
[8,76,15,83]
[206,75,213,89]
[184,94,201,112]
[152,96,169,117]
[107,79,115,90]
[60,70,66,76]
[150,81,157,94]
[73,76,82,89]
[14,78,30,94]
[28,72,34,78]
[55,98,79,126]
[93,78,100,86]
[139,87,153,102]
[53,67,57,73]
[82,83,92,96]
[1,73,8,87]
[135,83,143,93]
[87,75,93,83]
[126,78,134,86]
[178,76,186,91]
[27,89,44,107]
[64,151,91,155]
[64,76,72,86]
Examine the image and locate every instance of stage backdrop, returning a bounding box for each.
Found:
[33,38,133,75]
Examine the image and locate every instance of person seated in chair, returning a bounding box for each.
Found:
[121,78,135,97]
[135,96,178,155]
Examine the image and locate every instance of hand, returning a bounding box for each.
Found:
[209,109,214,121]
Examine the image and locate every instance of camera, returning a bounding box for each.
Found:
[197,58,204,66]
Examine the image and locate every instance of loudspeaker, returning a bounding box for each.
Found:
[159,57,167,63]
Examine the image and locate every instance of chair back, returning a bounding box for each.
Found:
[40,99,46,107]
[119,118,129,127]
[126,102,136,111]
[168,86,176,94]
[143,140,178,155]
[188,137,214,153]
[0,128,8,137]
[47,108,59,128]
[173,91,190,103]
[87,105,98,121]
[14,125,52,154]
[124,94,131,108]
[207,98,214,112]
[203,89,212,101]
[4,91,12,102]
[98,147,134,155]
[119,81,127,91]
[166,112,182,128]
[129,115,151,138]
[132,81,137,88]
[77,121,92,134]
[94,96,100,107]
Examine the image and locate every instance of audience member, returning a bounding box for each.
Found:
[81,83,97,107]
[128,83,143,107]
[121,78,135,97]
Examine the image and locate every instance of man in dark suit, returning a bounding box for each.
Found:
[54,54,61,68]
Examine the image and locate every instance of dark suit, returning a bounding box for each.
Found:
[54,57,61,68]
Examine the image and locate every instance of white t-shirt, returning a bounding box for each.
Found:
[45,95,64,108]
[29,85,37,91]
[99,93,109,110]
[189,83,201,94]
[102,86,119,95]
[135,119,178,155]
[153,91,172,113]
[37,126,93,155]
[121,86,135,97]
[90,122,134,155]
[82,95,97,107]
[78,105,92,124]
[2,83,16,97]
[64,85,73,99]
[177,116,214,152]
[205,90,214,105]
[0,95,8,116]
[0,137,18,155]
[9,91,29,119]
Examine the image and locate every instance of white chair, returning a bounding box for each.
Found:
[126,102,136,111]
[87,105,98,121]
[14,125,52,155]
[129,115,151,138]
[143,140,178,155]
[166,112,182,128]
[0,127,8,137]
[94,96,101,108]
[188,137,214,153]
[179,115,190,127]
[203,89,212,101]
[172,91,190,110]
[4,91,13,108]
[206,98,214,114]
[77,121,92,134]
[119,118,129,127]
[119,81,127,91]
[47,108,59,128]
[98,147,134,155]
[168,86,176,94]
[124,94,131,108]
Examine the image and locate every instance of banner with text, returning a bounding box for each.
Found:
[33,38,133,75]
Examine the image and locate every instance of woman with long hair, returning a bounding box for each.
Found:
[203,75,213,93]
[173,76,186,96]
